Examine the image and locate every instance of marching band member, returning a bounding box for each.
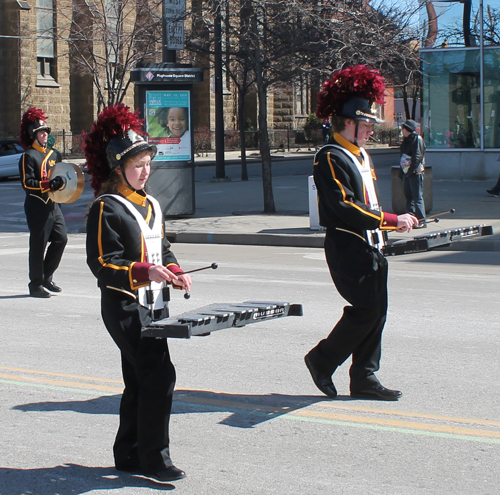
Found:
[84,104,191,482]
[19,108,67,298]
[304,66,418,401]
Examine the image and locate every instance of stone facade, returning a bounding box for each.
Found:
[0,1,25,137]
[0,0,394,153]
[0,0,136,148]
[1,1,71,138]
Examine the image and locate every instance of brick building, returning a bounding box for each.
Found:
[0,0,393,154]
[0,0,135,152]
[1,0,74,140]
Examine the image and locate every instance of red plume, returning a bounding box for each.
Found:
[82,104,146,195]
[19,108,48,149]
[316,65,386,119]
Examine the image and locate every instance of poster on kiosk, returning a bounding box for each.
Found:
[146,90,191,162]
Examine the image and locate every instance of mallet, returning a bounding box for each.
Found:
[424,208,455,221]
[180,263,218,299]
[181,263,218,275]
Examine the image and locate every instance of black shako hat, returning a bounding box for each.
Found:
[106,129,157,174]
[341,97,384,124]
[29,119,51,138]
[82,104,156,195]
[19,108,51,149]
[316,65,386,123]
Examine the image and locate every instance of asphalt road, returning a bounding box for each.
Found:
[1,236,499,494]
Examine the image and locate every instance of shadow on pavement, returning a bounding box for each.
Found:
[399,250,500,265]
[173,390,331,428]
[13,390,342,429]
[0,295,31,300]
[0,464,175,495]
[13,394,121,415]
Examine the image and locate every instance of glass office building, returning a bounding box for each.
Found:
[420,0,500,178]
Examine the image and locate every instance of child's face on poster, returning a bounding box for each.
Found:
[166,107,188,138]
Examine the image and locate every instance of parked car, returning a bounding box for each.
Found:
[0,140,24,180]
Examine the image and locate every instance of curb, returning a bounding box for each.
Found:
[166,231,325,248]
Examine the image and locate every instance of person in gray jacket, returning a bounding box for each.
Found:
[400,119,426,225]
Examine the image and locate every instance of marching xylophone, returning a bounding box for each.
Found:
[142,301,303,339]
[382,224,494,256]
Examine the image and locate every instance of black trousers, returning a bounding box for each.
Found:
[24,196,67,291]
[312,229,388,389]
[101,290,176,473]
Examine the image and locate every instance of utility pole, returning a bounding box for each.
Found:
[213,0,227,180]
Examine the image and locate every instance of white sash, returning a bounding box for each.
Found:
[327,145,385,250]
[99,194,166,310]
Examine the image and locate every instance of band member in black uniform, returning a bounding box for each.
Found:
[19,108,67,298]
[304,66,419,401]
[84,104,192,483]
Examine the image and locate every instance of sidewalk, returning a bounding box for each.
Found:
[64,148,500,252]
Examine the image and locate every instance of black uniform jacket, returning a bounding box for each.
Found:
[313,133,398,238]
[19,142,60,203]
[86,185,181,300]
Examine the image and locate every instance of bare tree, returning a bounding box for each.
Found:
[439,1,500,46]
[187,0,422,211]
[315,1,422,120]
[188,0,327,213]
[185,0,257,181]
[58,0,163,109]
[368,1,422,120]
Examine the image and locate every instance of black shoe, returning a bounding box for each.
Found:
[350,384,402,401]
[304,353,337,399]
[142,466,186,483]
[30,287,51,298]
[43,281,62,292]
[487,189,499,197]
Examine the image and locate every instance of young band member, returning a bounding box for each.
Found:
[304,65,418,401]
[84,104,192,483]
[19,108,67,298]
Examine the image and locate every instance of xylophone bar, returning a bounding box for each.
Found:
[382,224,493,256]
[142,301,303,339]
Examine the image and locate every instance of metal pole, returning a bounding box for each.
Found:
[214,0,226,179]
[479,0,484,151]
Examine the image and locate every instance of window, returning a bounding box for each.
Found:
[36,0,57,83]
[420,1,500,149]
[104,0,120,65]
[482,48,500,147]
[422,49,481,148]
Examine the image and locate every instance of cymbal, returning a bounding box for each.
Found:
[48,162,85,204]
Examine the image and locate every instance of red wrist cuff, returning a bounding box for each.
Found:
[132,262,154,284]
[381,212,398,229]
[167,263,183,275]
